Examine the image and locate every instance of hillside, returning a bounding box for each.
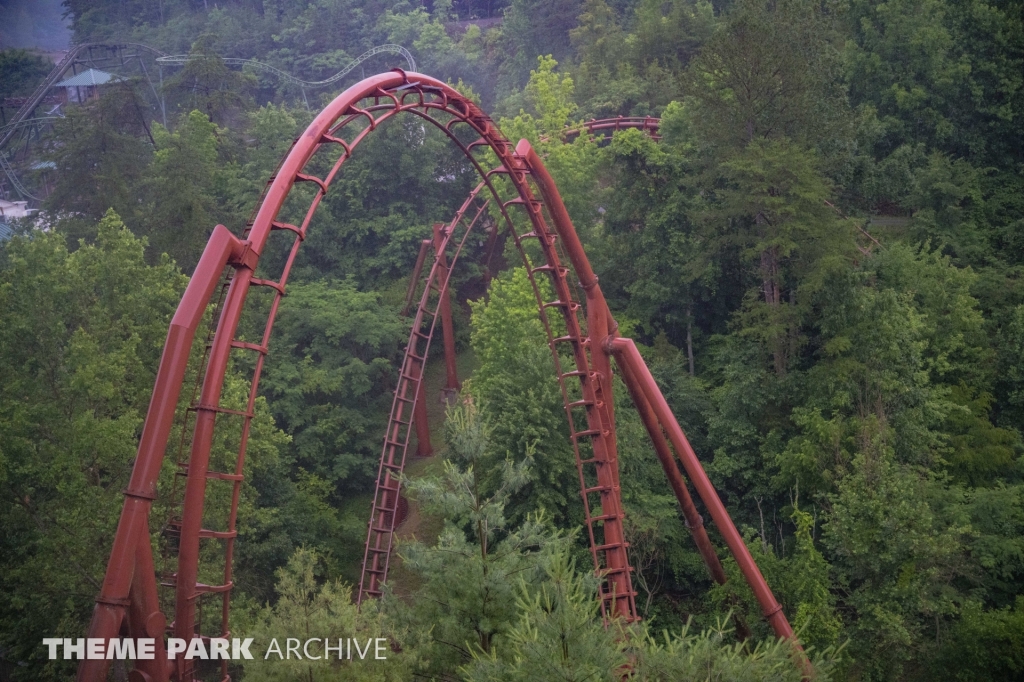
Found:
[1,1,1023,680]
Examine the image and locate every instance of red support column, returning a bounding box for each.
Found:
[615,354,728,585]
[432,223,460,403]
[609,337,811,675]
[79,226,246,682]
[403,239,431,317]
[614,345,752,640]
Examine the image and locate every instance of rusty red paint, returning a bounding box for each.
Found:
[79,74,806,681]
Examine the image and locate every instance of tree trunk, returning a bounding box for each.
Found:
[759,240,786,376]
[760,245,781,308]
[686,306,695,377]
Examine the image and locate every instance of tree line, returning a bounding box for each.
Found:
[0,0,1022,679]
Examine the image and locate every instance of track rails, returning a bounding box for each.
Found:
[0,43,169,151]
[1,43,414,199]
[156,44,415,90]
[2,42,415,154]
[0,152,37,201]
[79,74,804,681]
[359,115,669,604]
[359,189,490,600]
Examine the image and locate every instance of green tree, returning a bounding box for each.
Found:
[469,267,580,527]
[259,278,407,494]
[844,0,1024,167]
[633,618,833,681]
[461,549,628,682]
[385,401,562,677]
[683,0,848,151]
[0,49,51,100]
[708,506,842,655]
[222,103,306,223]
[498,0,581,93]
[163,34,255,123]
[241,547,410,681]
[44,82,154,236]
[995,305,1024,430]
[934,596,1024,681]
[824,455,968,681]
[571,0,714,118]
[597,119,715,354]
[142,110,229,271]
[465,548,836,682]
[705,139,855,376]
[0,211,289,680]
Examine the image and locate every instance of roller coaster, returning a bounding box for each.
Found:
[155,44,415,91]
[75,70,808,681]
[0,43,415,203]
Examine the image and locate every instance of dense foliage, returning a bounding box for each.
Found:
[1,0,1022,679]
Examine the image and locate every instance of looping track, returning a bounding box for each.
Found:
[78,71,806,681]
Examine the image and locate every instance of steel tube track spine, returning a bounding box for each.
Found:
[80,72,805,680]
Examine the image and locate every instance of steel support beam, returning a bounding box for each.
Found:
[610,337,809,675]
[78,225,247,682]
[403,239,431,317]
[80,72,806,680]
[432,222,460,400]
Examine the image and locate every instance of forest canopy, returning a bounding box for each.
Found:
[1,0,1023,680]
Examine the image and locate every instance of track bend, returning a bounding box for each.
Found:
[156,44,415,89]
[79,73,802,681]
[359,115,667,605]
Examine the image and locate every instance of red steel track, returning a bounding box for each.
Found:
[79,72,804,681]
[362,114,661,603]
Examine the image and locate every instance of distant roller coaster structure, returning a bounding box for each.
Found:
[76,69,809,681]
[0,43,170,153]
[156,44,415,90]
[0,43,415,202]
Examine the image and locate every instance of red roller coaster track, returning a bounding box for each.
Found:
[79,71,804,681]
